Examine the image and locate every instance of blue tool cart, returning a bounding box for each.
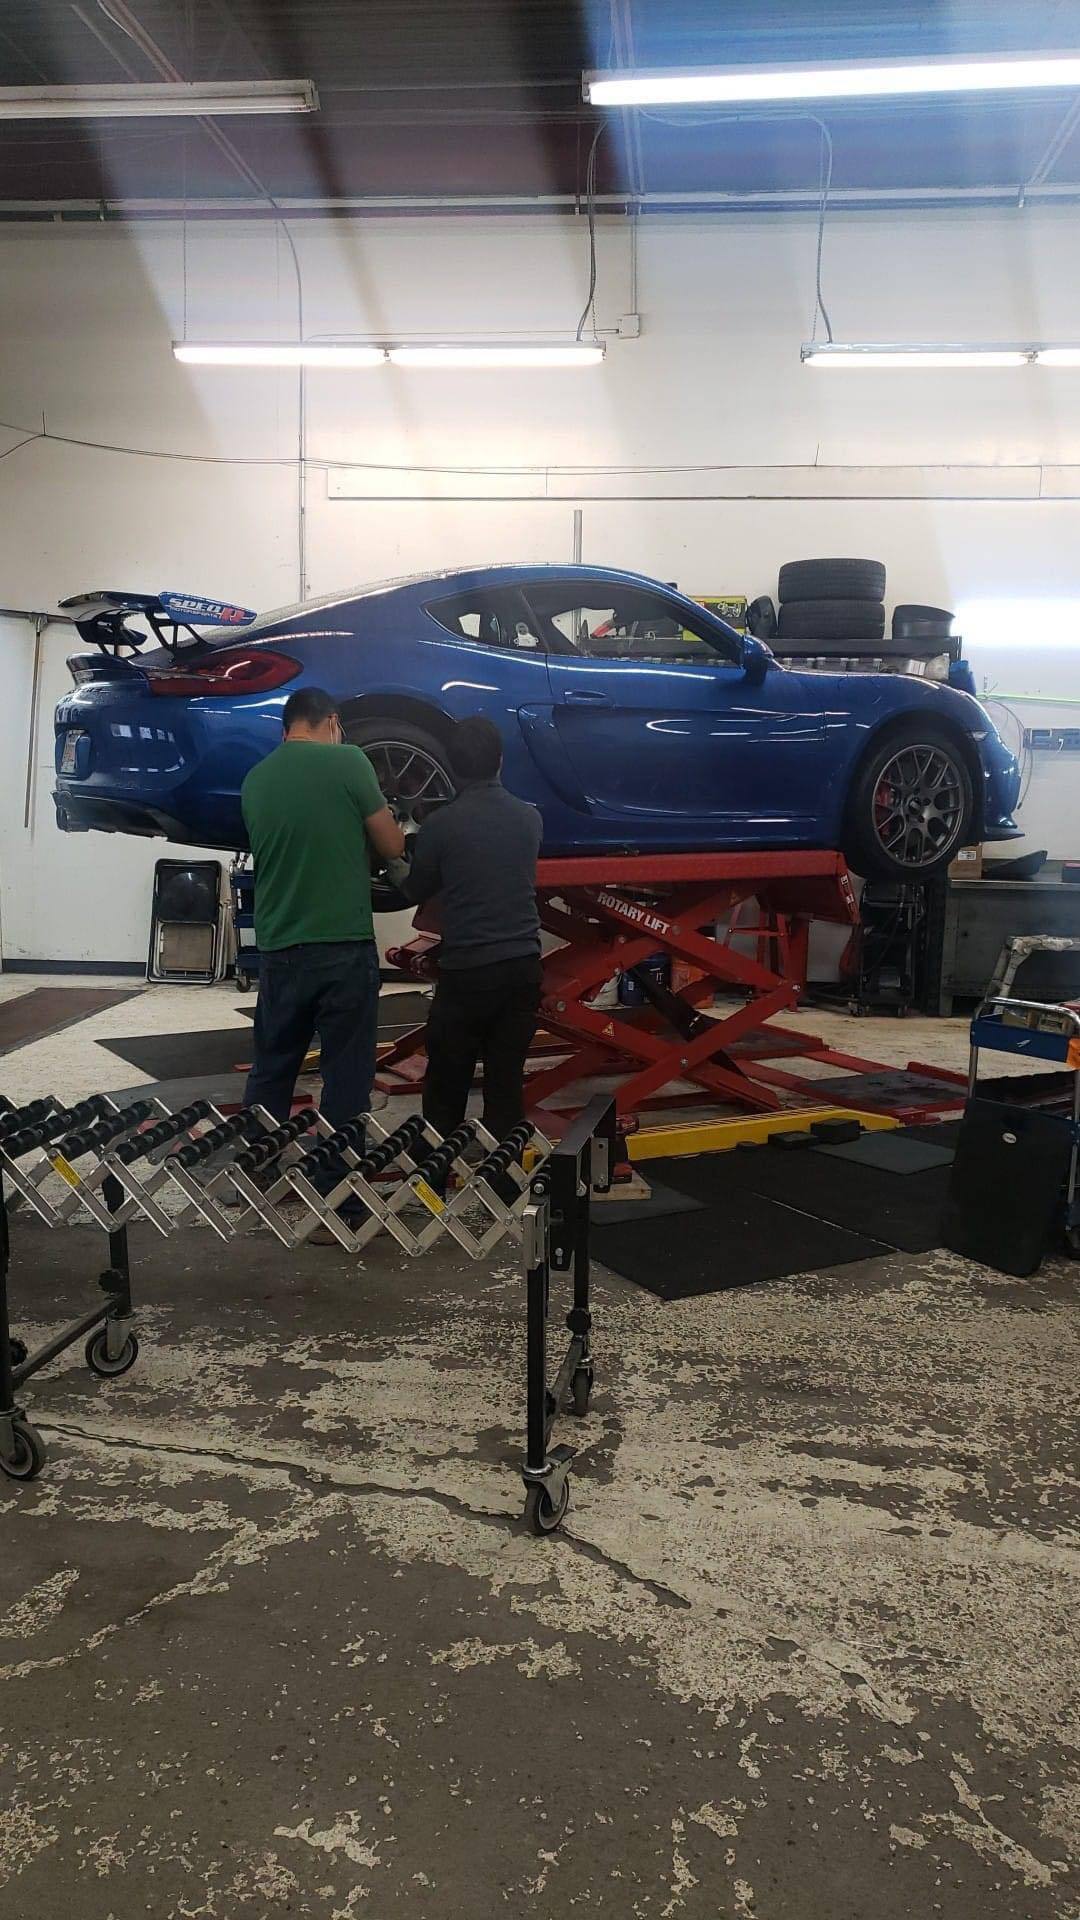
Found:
[228,857,260,993]
[941,995,1080,1274]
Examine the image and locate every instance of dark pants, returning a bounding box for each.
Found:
[244,940,380,1128]
[423,955,542,1142]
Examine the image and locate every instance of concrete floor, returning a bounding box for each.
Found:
[1,980,1078,1915]
[0,969,1037,1115]
[3,1213,1078,1914]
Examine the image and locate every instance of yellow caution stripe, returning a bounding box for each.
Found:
[627,1106,899,1163]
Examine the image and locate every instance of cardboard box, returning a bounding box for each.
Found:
[948,844,984,881]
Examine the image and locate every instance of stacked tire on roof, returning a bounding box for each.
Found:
[776,557,887,641]
[747,559,957,646]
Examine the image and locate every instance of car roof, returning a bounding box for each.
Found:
[251,562,685,630]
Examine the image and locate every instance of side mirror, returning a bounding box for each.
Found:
[741,634,771,686]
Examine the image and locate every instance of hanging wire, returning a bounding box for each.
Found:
[575,122,607,341]
[181,130,189,341]
[638,107,836,343]
[812,119,834,342]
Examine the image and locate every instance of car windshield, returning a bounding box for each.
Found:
[523,584,738,661]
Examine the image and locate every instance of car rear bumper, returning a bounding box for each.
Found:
[54,788,191,841]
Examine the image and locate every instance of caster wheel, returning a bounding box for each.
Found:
[8,1337,27,1369]
[236,973,251,994]
[1064,1227,1080,1259]
[2,1418,45,1481]
[570,1366,593,1418]
[85,1329,139,1378]
[524,1479,570,1536]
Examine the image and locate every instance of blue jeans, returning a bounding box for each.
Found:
[244,940,380,1131]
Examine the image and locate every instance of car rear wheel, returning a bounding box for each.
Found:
[343,719,457,911]
[844,724,973,881]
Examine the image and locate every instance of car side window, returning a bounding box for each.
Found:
[424,590,546,653]
[521,582,740,663]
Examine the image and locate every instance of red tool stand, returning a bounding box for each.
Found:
[380,850,966,1129]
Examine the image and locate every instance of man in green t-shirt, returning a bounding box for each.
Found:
[241,687,404,1134]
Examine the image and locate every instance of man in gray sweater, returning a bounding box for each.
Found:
[393,717,542,1142]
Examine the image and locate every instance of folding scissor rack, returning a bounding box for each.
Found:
[380,850,967,1126]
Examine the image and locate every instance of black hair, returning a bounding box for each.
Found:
[283,687,340,733]
[449,715,503,782]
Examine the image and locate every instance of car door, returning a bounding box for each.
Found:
[526,579,828,841]
[419,583,584,807]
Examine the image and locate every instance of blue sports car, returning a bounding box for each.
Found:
[53,563,1021,887]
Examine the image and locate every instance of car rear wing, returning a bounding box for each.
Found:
[57,589,257,657]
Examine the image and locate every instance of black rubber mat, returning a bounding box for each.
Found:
[815,1133,954,1174]
[797,1071,967,1109]
[905,1119,961,1145]
[100,993,432,1079]
[658,1136,952,1254]
[102,1028,257,1078]
[590,1181,704,1228]
[592,1192,889,1300]
[105,1073,258,1112]
[0,986,137,1058]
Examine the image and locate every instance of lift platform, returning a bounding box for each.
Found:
[379,850,968,1130]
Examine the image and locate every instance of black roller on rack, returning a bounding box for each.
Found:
[233,1107,320,1174]
[4,1098,112,1158]
[0,1097,56,1141]
[113,1100,212,1165]
[173,1110,261,1170]
[417,1122,476,1189]
[304,1112,423,1180]
[54,1101,154,1164]
[475,1123,533,1186]
[301,1122,366,1177]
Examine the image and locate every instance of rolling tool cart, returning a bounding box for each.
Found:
[2,1082,613,1529]
[1,1094,147,1480]
[229,857,259,992]
[942,995,1080,1276]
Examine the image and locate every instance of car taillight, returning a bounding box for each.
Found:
[146,649,300,697]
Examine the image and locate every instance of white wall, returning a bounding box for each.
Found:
[3,207,1080,960]
[0,614,227,966]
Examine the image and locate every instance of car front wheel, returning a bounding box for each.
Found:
[844,724,973,881]
[343,718,457,910]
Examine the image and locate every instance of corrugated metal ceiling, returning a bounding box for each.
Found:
[1,1,1079,214]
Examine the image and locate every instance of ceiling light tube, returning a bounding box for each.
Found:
[1035,347,1080,366]
[174,342,385,368]
[388,343,606,368]
[584,52,1080,107]
[802,343,1031,368]
[0,81,318,119]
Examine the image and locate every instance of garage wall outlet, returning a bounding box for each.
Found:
[616,313,641,338]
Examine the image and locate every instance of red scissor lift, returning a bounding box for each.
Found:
[379,850,967,1129]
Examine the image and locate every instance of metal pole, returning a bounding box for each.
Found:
[22,614,46,832]
[0,1167,14,1416]
[524,1198,549,1473]
[572,1140,591,1324]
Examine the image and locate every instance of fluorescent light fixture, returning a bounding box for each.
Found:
[0,81,318,119]
[802,343,1031,368]
[584,51,1080,107]
[1035,347,1080,366]
[174,342,385,368]
[388,343,605,368]
[173,340,607,371]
